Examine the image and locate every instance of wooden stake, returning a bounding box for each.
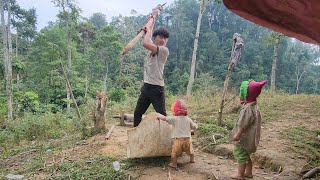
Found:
[105,125,115,140]
[217,33,243,126]
[217,40,235,126]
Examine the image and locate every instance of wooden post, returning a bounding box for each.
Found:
[217,42,235,126]
[60,63,82,120]
[120,110,126,126]
[217,33,243,126]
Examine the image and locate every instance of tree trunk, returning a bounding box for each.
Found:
[1,0,13,119]
[270,33,280,93]
[15,27,18,57]
[66,35,72,114]
[85,75,88,99]
[94,91,107,131]
[295,67,306,94]
[60,63,81,120]
[66,83,71,113]
[295,76,299,94]
[16,29,19,90]
[119,55,124,74]
[50,69,54,86]
[186,0,209,96]
[104,63,108,92]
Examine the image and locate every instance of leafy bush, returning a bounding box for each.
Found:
[1,112,74,145]
[108,87,127,102]
[15,91,40,114]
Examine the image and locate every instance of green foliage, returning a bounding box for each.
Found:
[198,123,229,136]
[108,87,127,103]
[1,112,73,144]
[15,91,40,114]
[89,12,108,29]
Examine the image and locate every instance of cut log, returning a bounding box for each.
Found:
[127,112,172,158]
[302,166,320,179]
[113,114,145,122]
[105,125,115,140]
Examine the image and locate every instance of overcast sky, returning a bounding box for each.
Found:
[16,0,175,30]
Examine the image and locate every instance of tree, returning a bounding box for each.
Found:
[75,22,97,98]
[263,32,283,93]
[92,26,122,92]
[89,12,107,29]
[287,42,312,94]
[186,0,210,96]
[270,33,281,93]
[52,0,80,113]
[1,0,13,119]
[11,6,37,90]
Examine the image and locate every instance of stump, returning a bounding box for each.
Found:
[93,91,107,131]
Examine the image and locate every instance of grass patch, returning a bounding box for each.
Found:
[43,156,126,179]
[195,121,232,153]
[285,126,320,167]
[124,156,170,170]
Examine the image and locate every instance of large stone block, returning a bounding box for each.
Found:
[127,112,172,158]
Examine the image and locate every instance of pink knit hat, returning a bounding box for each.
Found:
[242,80,267,103]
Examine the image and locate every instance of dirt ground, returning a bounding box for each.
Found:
[2,99,319,180]
[95,102,319,180]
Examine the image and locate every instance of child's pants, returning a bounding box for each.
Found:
[171,138,194,158]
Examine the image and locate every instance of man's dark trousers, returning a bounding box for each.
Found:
[133,83,166,127]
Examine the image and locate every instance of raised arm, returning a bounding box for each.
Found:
[142,18,158,53]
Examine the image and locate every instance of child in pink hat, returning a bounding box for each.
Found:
[157,99,197,169]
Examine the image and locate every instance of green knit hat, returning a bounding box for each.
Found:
[240,80,251,100]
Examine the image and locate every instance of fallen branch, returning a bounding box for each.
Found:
[303,166,320,179]
[105,125,116,140]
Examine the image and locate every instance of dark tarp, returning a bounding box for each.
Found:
[223,0,320,45]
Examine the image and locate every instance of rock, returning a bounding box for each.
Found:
[112,161,120,171]
[5,174,24,180]
[212,144,233,157]
[127,112,172,158]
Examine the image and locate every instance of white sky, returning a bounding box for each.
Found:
[16,0,175,30]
